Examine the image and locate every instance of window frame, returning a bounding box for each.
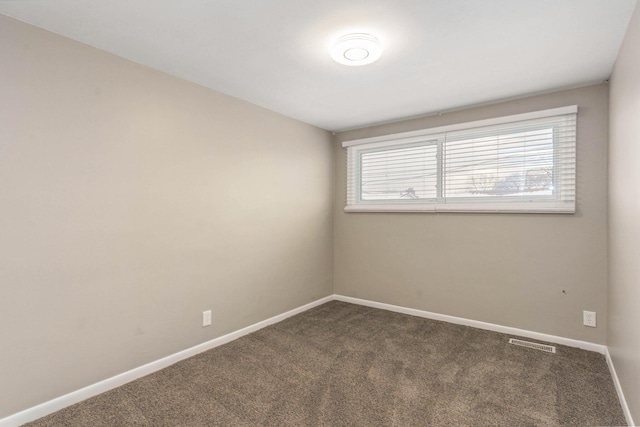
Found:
[356,137,442,205]
[343,106,577,214]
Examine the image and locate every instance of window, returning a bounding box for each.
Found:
[344,106,577,213]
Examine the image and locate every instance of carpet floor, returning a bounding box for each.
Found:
[24,301,626,426]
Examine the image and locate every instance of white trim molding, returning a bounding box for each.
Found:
[0,296,333,427]
[335,295,636,425]
[334,295,606,353]
[3,293,630,427]
[605,348,636,427]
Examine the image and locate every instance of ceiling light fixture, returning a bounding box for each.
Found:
[330,33,382,66]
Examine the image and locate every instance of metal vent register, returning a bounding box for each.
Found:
[508,338,556,353]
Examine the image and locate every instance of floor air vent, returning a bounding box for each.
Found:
[508,338,556,353]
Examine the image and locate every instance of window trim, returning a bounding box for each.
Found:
[343,106,577,214]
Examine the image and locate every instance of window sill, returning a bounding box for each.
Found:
[344,202,575,214]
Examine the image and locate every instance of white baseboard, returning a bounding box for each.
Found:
[0,295,333,427]
[334,295,607,354]
[338,295,637,424]
[605,347,636,427]
[3,294,628,427]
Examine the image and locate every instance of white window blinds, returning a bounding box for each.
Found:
[344,106,577,213]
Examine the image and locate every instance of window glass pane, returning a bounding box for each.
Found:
[360,143,438,201]
[444,128,554,198]
[344,107,576,213]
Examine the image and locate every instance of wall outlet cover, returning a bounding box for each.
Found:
[203,310,212,327]
[583,310,596,327]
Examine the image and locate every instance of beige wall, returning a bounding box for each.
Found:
[0,15,334,418]
[609,2,640,423]
[334,84,609,344]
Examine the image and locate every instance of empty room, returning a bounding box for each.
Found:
[1,1,639,426]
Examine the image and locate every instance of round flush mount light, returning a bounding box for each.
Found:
[330,33,382,66]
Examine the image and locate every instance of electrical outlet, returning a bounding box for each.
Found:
[202,310,212,327]
[583,310,596,327]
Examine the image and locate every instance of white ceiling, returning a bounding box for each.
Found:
[0,0,637,131]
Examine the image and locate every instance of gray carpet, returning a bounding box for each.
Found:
[24,301,626,426]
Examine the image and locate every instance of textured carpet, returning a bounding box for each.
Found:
[24,301,626,426]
